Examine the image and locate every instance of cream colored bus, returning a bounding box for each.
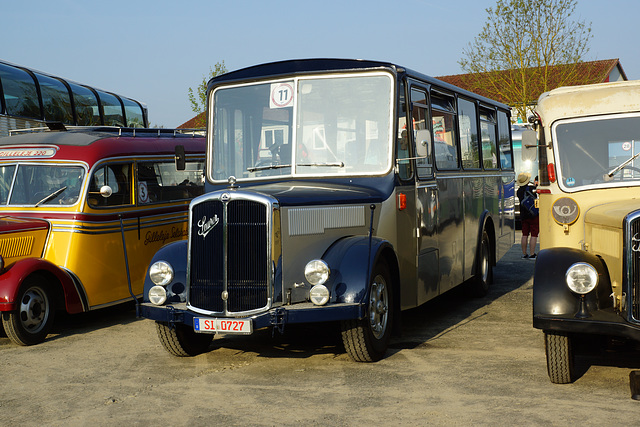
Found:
[529,80,640,383]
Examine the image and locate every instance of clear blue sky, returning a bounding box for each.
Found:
[2,0,638,128]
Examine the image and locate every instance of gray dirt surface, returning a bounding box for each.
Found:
[2,235,639,425]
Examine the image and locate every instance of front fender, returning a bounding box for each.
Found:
[323,236,396,305]
[142,240,188,304]
[0,257,83,314]
[533,247,612,320]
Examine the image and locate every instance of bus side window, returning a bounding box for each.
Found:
[411,87,432,178]
[88,164,132,207]
[480,108,499,169]
[431,92,459,170]
[497,111,513,170]
[458,97,480,169]
[137,160,205,204]
[396,81,412,180]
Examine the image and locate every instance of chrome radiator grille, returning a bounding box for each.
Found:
[188,195,270,314]
[630,215,640,322]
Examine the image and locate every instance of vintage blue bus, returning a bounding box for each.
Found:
[139,59,515,361]
[0,59,148,136]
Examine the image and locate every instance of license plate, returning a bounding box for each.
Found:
[193,317,252,334]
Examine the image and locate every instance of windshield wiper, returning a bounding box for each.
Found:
[35,186,67,207]
[296,162,344,168]
[607,151,640,178]
[247,164,291,172]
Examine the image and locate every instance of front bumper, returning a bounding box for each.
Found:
[534,307,640,342]
[139,301,365,331]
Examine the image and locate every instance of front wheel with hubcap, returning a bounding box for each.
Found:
[156,321,213,356]
[341,260,394,362]
[2,275,55,346]
[545,330,575,384]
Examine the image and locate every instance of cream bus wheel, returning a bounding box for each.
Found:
[545,331,575,384]
[2,274,55,346]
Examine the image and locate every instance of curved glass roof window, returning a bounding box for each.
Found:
[0,63,41,119]
[34,73,73,124]
[95,90,124,127]
[122,97,145,128]
[69,83,100,126]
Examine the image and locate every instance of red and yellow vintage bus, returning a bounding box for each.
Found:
[0,126,205,345]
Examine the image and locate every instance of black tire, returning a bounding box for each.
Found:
[544,331,574,384]
[2,275,55,346]
[469,230,493,297]
[156,321,213,357]
[341,260,394,362]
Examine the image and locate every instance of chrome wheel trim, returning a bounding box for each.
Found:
[18,286,50,334]
[369,274,389,340]
[480,239,490,283]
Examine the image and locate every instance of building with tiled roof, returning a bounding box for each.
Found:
[177,112,206,129]
[178,59,628,127]
[437,59,627,121]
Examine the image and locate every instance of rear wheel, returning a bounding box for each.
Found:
[156,321,213,356]
[341,260,394,362]
[2,275,55,346]
[544,331,574,384]
[469,230,492,297]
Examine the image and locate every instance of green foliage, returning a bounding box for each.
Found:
[187,61,228,115]
[459,0,592,122]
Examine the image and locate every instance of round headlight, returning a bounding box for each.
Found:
[304,259,330,286]
[566,262,598,294]
[148,285,167,305]
[309,284,330,306]
[149,261,174,286]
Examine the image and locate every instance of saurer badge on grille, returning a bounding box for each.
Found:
[197,214,219,239]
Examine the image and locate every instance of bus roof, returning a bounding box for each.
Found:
[537,80,640,126]
[208,58,510,110]
[0,128,205,164]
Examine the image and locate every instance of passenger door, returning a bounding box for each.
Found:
[410,85,440,305]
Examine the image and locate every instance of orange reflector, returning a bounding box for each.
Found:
[397,193,407,211]
[548,163,556,183]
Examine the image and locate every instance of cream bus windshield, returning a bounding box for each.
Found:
[554,115,640,191]
[0,164,85,206]
[210,74,393,181]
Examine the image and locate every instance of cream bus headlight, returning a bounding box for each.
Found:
[304,259,330,286]
[148,285,167,305]
[309,284,330,306]
[149,261,174,287]
[566,262,598,294]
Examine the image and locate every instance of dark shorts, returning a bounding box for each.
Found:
[522,217,539,237]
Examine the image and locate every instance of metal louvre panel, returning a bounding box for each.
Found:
[188,196,270,314]
[631,216,640,321]
[189,199,224,312]
[227,200,268,312]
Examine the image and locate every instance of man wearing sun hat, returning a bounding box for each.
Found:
[516,172,539,259]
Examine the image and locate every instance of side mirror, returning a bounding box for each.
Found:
[100,185,113,198]
[175,145,186,171]
[415,130,431,157]
[521,130,537,162]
